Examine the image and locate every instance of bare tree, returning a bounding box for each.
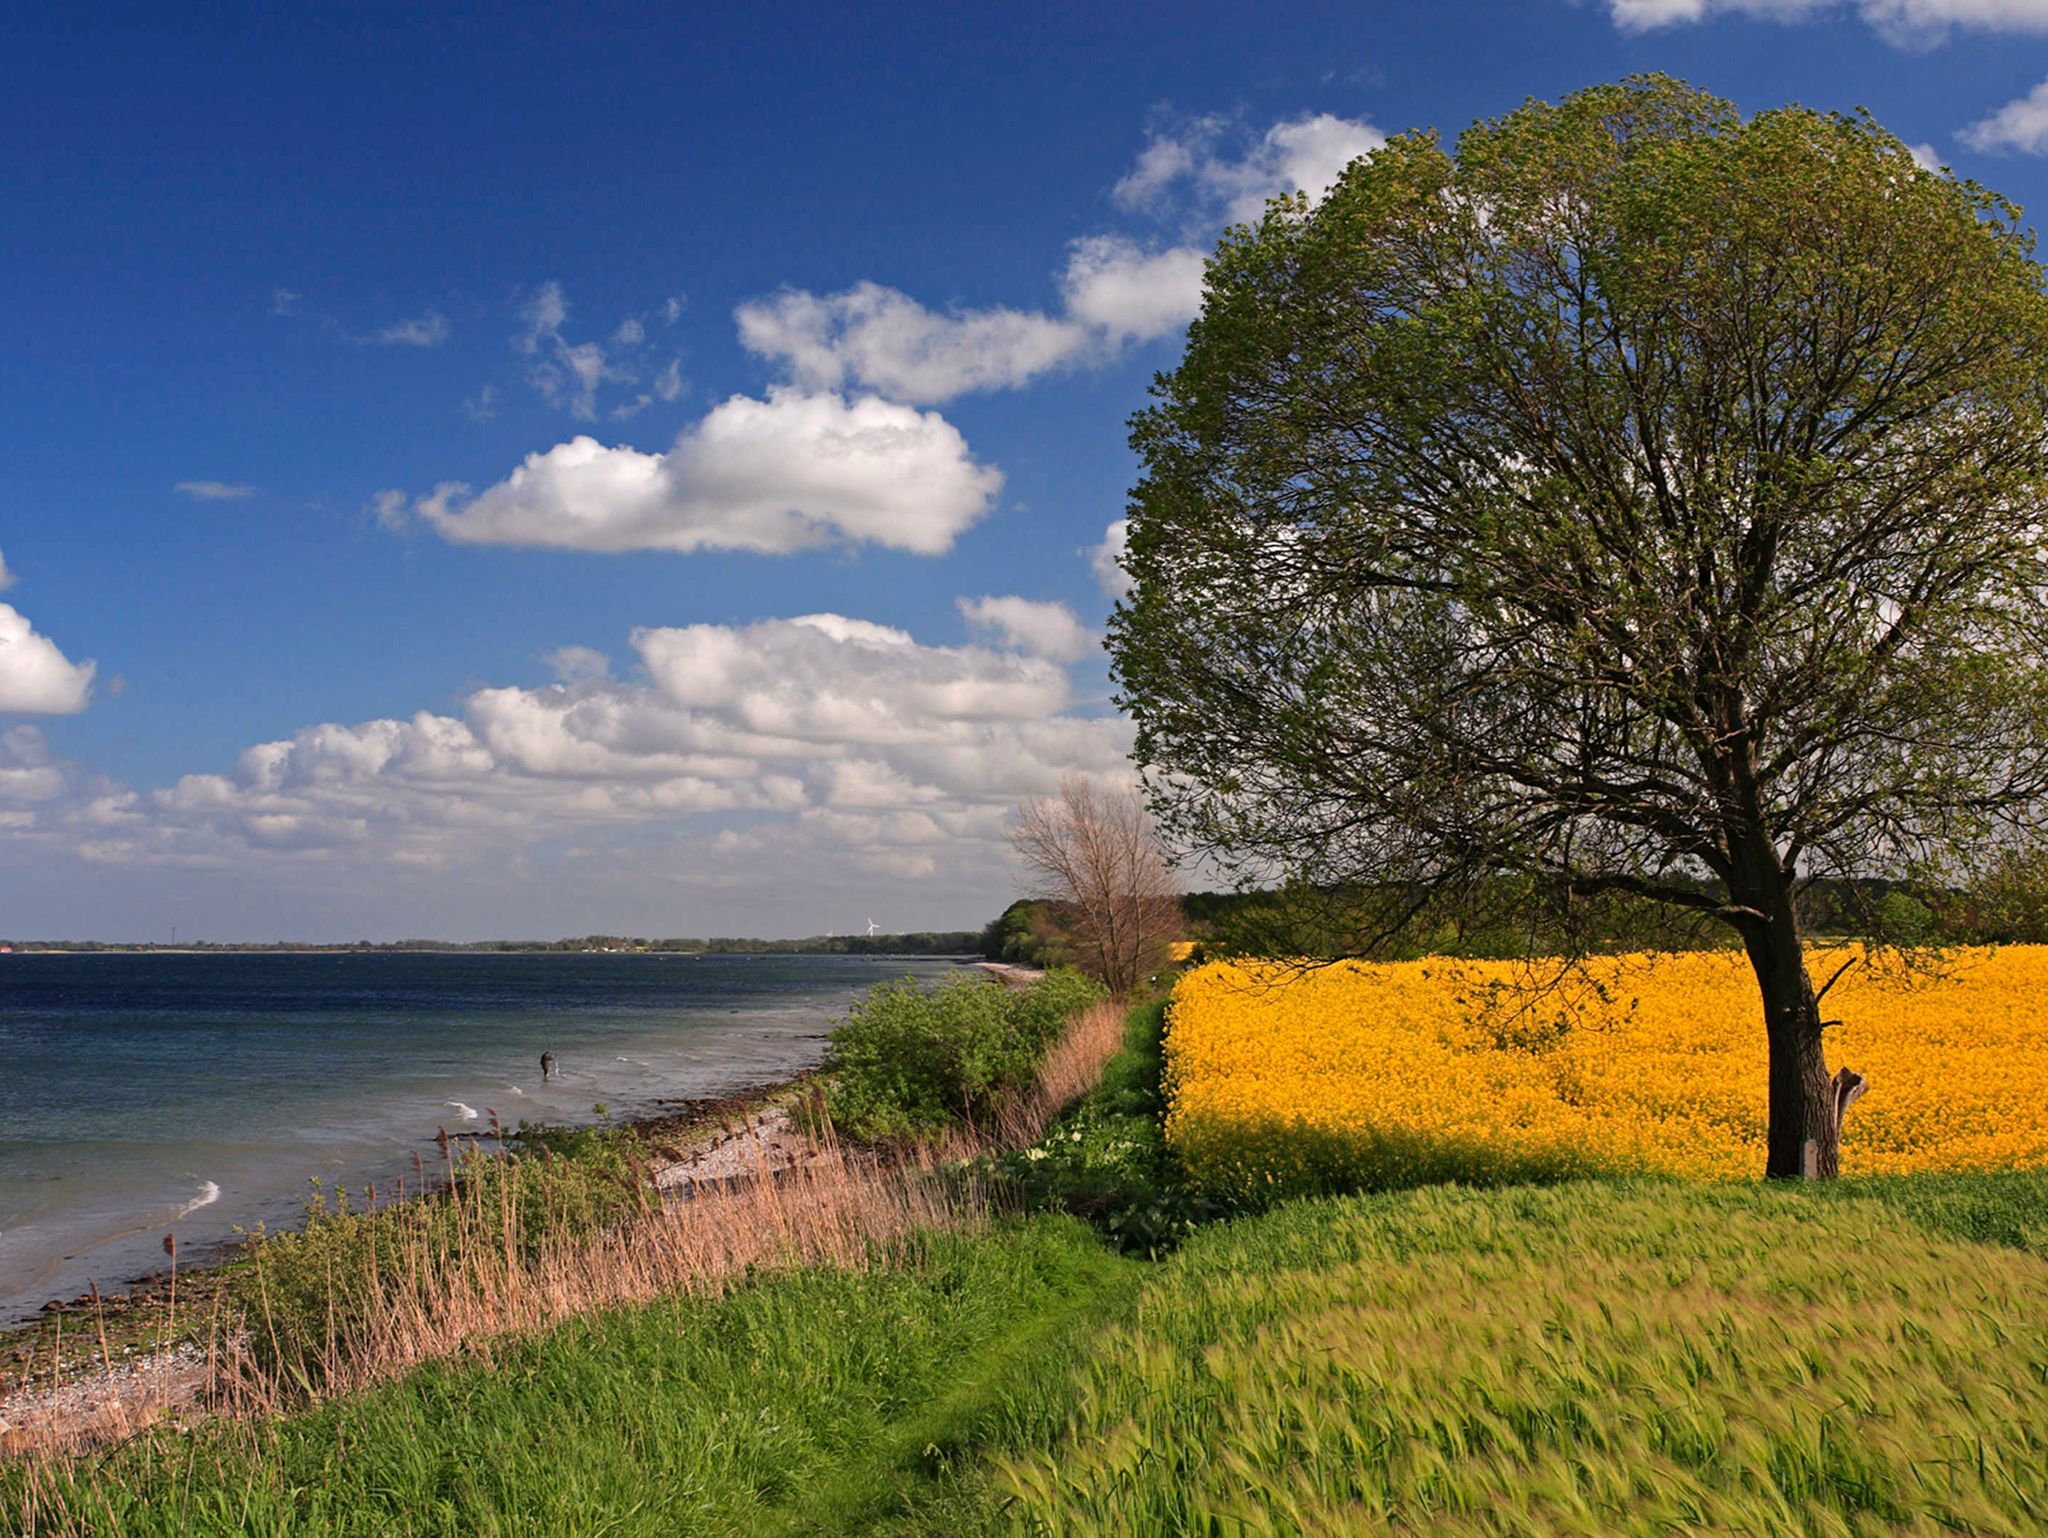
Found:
[1010,776,1183,995]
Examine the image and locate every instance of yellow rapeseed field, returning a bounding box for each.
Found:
[1164,946,2048,1194]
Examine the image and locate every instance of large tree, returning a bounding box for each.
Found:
[1110,76,2048,1177]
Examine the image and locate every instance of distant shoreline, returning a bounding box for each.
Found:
[0,946,983,958]
[0,943,986,958]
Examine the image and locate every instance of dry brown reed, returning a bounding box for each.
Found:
[1,999,1129,1468]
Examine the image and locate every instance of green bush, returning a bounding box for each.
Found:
[818,968,1101,1142]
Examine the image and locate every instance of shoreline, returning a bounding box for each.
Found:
[0,1072,820,1449]
[2,951,984,1332]
[0,956,1036,1450]
[5,1071,811,1327]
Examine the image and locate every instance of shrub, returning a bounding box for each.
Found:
[819,969,1101,1142]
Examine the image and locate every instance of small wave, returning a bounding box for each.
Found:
[177,1180,221,1219]
[507,1085,524,1096]
[445,1101,480,1121]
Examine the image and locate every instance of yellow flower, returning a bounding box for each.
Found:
[1164,947,2048,1195]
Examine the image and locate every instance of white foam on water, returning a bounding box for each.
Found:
[445,1101,480,1121]
[177,1181,221,1218]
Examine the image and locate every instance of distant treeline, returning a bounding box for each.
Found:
[2,932,985,956]
[981,857,2048,968]
[1173,873,2048,961]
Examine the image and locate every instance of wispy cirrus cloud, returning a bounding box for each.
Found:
[1606,0,2048,45]
[370,310,451,347]
[516,282,685,421]
[174,481,259,501]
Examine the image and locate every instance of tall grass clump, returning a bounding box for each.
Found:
[818,969,1101,1143]
[223,1119,647,1389]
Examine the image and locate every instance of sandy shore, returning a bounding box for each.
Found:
[968,961,1045,988]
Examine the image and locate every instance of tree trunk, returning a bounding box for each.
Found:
[1737,880,1867,1179]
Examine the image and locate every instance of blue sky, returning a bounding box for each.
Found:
[4,0,2045,941]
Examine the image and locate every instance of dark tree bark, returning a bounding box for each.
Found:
[1738,904,1841,1177]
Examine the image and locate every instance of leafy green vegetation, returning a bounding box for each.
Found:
[816,969,1100,1142]
[23,1174,2048,1536]
[977,898,1069,969]
[16,992,2048,1537]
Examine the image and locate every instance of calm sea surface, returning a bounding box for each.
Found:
[0,951,963,1325]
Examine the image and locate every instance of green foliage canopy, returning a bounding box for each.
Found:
[1114,75,2048,945]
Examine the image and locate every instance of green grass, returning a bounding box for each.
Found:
[5,1218,1140,1537]
[986,999,1230,1256]
[1806,1168,2048,1258]
[991,1179,2048,1535]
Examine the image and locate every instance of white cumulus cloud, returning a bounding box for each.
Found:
[1058,238,1209,346]
[735,282,1092,400]
[1608,0,2048,43]
[734,112,1376,404]
[0,603,95,715]
[10,613,1130,892]
[956,596,1097,663]
[1089,519,1132,601]
[0,548,14,592]
[1113,111,1388,226]
[412,389,1001,556]
[1963,78,2048,152]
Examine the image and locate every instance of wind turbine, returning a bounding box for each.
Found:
[865,917,880,938]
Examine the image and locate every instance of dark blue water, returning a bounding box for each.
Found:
[0,951,962,1324]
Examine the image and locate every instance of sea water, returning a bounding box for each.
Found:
[0,950,962,1325]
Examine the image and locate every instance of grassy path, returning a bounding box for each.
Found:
[757,1228,1136,1538]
